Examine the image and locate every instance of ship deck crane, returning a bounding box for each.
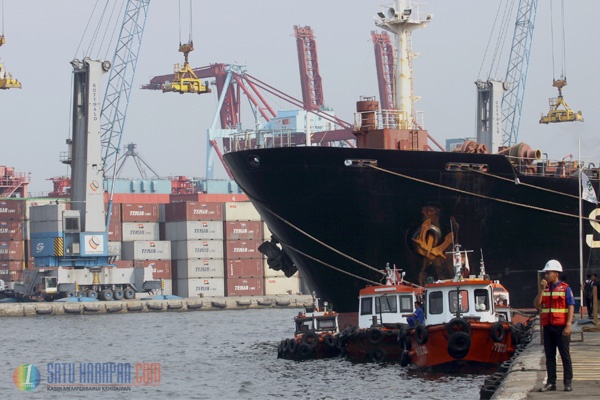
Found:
[162,1,210,95]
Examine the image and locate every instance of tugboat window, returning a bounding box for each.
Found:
[429,291,443,314]
[375,296,397,313]
[360,297,373,315]
[399,295,413,312]
[317,318,336,330]
[474,289,490,311]
[449,290,469,313]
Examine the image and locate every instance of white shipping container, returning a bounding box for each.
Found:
[165,220,223,241]
[264,276,301,295]
[263,258,289,278]
[121,222,160,242]
[172,240,223,259]
[224,202,261,221]
[263,221,273,240]
[108,241,122,260]
[175,278,225,298]
[122,240,171,260]
[175,259,225,279]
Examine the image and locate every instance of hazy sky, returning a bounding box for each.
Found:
[0,0,598,194]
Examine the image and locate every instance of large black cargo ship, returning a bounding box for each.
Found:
[224,145,599,312]
[224,0,596,312]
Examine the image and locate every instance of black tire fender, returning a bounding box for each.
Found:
[400,349,410,367]
[415,325,429,345]
[446,317,471,335]
[323,334,337,348]
[367,348,386,363]
[397,324,409,342]
[287,338,298,354]
[366,327,384,345]
[447,332,471,359]
[490,321,505,343]
[297,343,313,358]
[302,332,319,349]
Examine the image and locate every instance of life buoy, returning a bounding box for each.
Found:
[323,334,337,348]
[490,322,505,343]
[447,332,471,359]
[367,327,384,345]
[302,332,319,349]
[367,348,387,363]
[415,325,429,345]
[287,338,298,354]
[446,317,471,335]
[297,343,313,358]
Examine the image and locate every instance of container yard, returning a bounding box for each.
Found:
[0,197,307,301]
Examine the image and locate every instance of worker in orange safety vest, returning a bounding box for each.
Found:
[534,259,575,393]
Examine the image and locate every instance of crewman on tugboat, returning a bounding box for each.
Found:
[534,259,574,392]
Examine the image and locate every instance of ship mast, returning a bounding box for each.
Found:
[375,1,431,129]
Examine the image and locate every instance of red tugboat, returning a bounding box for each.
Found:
[277,293,341,360]
[342,265,424,363]
[405,245,517,368]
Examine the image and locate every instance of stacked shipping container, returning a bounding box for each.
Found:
[166,202,226,297]
[0,202,26,285]
[223,202,265,296]
[0,195,304,298]
[118,203,172,295]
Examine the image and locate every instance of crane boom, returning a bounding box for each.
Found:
[501,0,539,147]
[100,0,151,176]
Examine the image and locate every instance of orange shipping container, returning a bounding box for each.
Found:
[121,203,160,222]
[0,260,24,271]
[133,260,172,280]
[0,199,25,220]
[225,277,263,296]
[0,221,24,241]
[224,221,263,240]
[225,240,262,259]
[164,202,223,222]
[0,241,24,261]
[226,258,263,278]
[107,220,122,241]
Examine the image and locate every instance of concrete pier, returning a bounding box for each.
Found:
[492,320,600,399]
[0,294,313,317]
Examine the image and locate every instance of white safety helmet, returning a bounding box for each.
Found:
[539,259,563,273]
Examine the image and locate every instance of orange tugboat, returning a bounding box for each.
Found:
[343,244,530,368]
[404,245,520,368]
[277,293,341,360]
[342,265,424,363]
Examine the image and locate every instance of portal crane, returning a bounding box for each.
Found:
[294,26,324,111]
[371,31,394,111]
[0,4,22,91]
[500,0,538,147]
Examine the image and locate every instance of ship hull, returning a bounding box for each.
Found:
[224,147,598,312]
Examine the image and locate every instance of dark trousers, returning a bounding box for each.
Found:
[542,324,573,384]
[585,296,593,317]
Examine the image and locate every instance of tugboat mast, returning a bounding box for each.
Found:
[375,1,431,129]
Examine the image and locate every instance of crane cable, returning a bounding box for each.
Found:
[178,0,193,45]
[549,0,567,80]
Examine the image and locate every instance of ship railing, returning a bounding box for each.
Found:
[227,129,295,151]
[354,109,424,131]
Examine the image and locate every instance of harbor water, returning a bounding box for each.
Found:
[4,308,489,399]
